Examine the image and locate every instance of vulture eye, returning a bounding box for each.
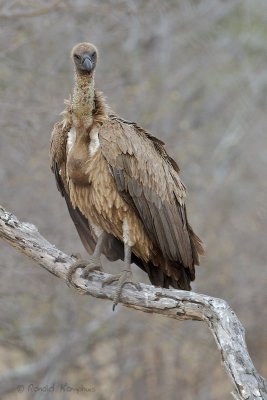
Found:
[91,51,96,58]
[74,54,81,61]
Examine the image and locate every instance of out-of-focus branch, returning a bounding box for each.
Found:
[0,0,64,19]
[0,205,266,400]
[0,311,114,396]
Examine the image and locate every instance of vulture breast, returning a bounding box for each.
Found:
[65,125,154,262]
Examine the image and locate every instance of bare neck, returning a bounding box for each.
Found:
[72,71,95,128]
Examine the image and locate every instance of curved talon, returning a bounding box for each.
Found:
[66,257,103,287]
[81,257,104,279]
[102,270,141,310]
[101,274,121,288]
[70,252,82,260]
[66,258,88,287]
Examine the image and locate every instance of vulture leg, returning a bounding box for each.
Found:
[67,231,107,286]
[102,244,141,310]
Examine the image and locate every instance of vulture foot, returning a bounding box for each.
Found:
[67,256,104,287]
[102,268,141,311]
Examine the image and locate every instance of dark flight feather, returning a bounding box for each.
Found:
[99,115,203,283]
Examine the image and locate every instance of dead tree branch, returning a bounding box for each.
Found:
[0,205,266,400]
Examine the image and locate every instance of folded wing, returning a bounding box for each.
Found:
[99,116,202,280]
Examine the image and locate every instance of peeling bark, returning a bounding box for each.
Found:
[0,205,266,400]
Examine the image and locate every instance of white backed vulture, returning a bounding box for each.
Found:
[50,42,204,309]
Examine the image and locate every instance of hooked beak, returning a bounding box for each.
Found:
[82,56,93,72]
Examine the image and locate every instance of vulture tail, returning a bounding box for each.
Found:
[134,258,192,291]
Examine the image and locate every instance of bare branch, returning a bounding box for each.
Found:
[0,205,266,400]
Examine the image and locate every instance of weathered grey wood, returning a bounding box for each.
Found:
[0,205,266,400]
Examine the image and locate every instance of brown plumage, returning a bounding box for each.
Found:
[50,42,204,302]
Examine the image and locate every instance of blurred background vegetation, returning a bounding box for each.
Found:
[0,0,267,399]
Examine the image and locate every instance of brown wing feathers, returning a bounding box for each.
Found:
[98,117,202,285]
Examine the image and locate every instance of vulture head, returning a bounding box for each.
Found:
[71,42,98,74]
